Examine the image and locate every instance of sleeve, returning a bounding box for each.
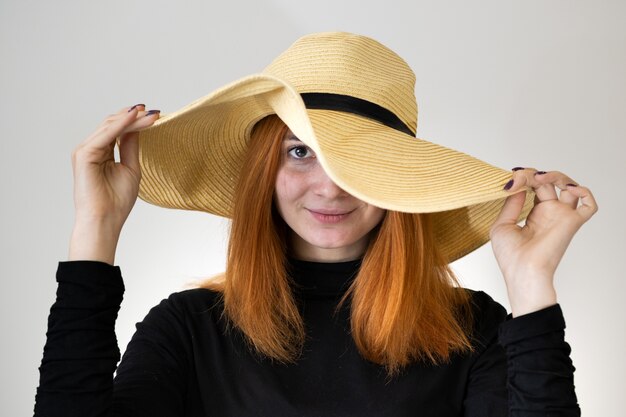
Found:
[111,289,192,416]
[463,294,580,417]
[498,305,581,416]
[463,293,509,416]
[34,261,190,417]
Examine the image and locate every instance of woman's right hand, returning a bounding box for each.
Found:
[68,104,160,264]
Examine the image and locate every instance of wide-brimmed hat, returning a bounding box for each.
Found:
[136,31,534,263]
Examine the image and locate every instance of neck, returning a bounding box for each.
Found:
[289,234,368,263]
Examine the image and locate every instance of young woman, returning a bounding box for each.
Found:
[34,32,596,416]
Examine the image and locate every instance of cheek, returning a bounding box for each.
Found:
[371,208,386,225]
[274,168,301,211]
[364,207,386,230]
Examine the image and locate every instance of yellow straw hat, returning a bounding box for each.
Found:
[137,31,534,263]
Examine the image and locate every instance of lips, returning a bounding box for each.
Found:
[308,208,355,216]
[307,208,355,224]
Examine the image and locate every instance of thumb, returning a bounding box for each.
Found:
[118,131,141,177]
[491,190,528,231]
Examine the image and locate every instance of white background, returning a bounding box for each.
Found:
[2,0,624,415]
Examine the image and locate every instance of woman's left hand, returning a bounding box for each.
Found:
[489,168,598,317]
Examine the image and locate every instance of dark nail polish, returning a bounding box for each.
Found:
[503,179,514,190]
[512,167,525,171]
[566,183,578,187]
[128,103,145,112]
[535,171,547,175]
[145,110,160,116]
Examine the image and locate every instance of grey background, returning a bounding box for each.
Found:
[2,0,624,415]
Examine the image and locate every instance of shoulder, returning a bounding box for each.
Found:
[160,287,225,316]
[466,289,507,322]
[139,287,226,331]
[463,289,509,347]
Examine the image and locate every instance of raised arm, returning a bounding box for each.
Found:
[34,105,162,417]
[68,104,159,264]
[490,167,597,317]
[487,167,598,414]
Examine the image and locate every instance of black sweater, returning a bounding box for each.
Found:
[34,259,580,416]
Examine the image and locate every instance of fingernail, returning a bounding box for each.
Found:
[511,167,525,171]
[534,171,547,175]
[145,110,160,116]
[503,179,514,190]
[128,103,145,112]
[566,183,578,187]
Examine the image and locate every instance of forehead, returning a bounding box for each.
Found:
[282,128,300,141]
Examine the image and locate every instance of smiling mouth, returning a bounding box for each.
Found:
[307,208,355,223]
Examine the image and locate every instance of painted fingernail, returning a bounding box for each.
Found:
[145,110,160,116]
[503,179,514,190]
[566,183,578,187]
[512,167,525,171]
[128,103,145,112]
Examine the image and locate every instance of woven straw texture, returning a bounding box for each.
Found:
[136,32,534,263]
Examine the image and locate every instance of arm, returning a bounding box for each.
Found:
[68,103,160,266]
[35,105,164,415]
[478,168,597,412]
[34,261,189,417]
[463,295,580,416]
[498,305,579,416]
[34,261,124,417]
[490,168,598,317]
[462,292,509,416]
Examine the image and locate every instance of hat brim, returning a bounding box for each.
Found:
[137,74,534,262]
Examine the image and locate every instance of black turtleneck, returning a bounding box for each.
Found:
[287,257,362,298]
[34,260,580,416]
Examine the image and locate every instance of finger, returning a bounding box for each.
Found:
[118,109,161,136]
[491,190,527,234]
[564,184,598,221]
[84,108,160,154]
[504,168,538,194]
[81,109,159,166]
[118,131,141,175]
[532,182,558,205]
[505,169,557,205]
[557,188,580,210]
[534,170,581,209]
[508,169,578,204]
[90,104,147,135]
[123,103,146,113]
[80,106,146,150]
[91,107,159,137]
[524,169,559,201]
[533,170,577,191]
[94,105,147,126]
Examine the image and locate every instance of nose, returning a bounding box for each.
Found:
[312,164,349,199]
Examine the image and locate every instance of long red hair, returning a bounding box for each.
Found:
[200,115,473,377]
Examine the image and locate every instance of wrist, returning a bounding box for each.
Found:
[68,220,122,265]
[505,274,557,318]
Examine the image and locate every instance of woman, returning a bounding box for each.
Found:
[35,32,596,416]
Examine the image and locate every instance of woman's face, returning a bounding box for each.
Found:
[274,129,386,262]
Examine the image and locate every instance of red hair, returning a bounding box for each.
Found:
[200,115,473,377]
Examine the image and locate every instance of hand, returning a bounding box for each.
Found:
[489,168,598,316]
[68,104,160,263]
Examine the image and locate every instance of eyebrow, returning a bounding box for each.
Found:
[282,135,302,143]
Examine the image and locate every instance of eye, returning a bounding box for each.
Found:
[288,145,315,159]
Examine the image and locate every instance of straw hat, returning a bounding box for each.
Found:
[137,31,534,263]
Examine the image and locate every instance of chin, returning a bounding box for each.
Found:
[305,234,360,250]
